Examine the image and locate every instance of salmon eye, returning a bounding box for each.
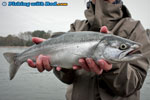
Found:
[119,44,128,50]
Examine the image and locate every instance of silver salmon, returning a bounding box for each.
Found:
[3,31,142,80]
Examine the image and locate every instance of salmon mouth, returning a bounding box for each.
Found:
[126,49,141,56]
[120,47,143,62]
[125,43,142,57]
[118,43,143,61]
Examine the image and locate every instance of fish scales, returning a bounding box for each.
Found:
[3,31,142,80]
[17,32,103,62]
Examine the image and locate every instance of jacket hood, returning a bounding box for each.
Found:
[84,0,130,31]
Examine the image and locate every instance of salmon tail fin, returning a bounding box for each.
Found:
[3,52,21,80]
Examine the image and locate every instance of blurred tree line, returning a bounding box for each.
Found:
[0,30,52,46]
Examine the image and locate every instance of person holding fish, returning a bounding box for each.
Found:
[27,0,150,100]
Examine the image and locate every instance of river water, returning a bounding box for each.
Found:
[0,47,149,100]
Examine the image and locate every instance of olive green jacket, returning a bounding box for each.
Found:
[53,0,150,100]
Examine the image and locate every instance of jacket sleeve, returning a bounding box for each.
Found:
[101,20,150,97]
[69,20,89,32]
[53,68,75,84]
[53,20,89,84]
